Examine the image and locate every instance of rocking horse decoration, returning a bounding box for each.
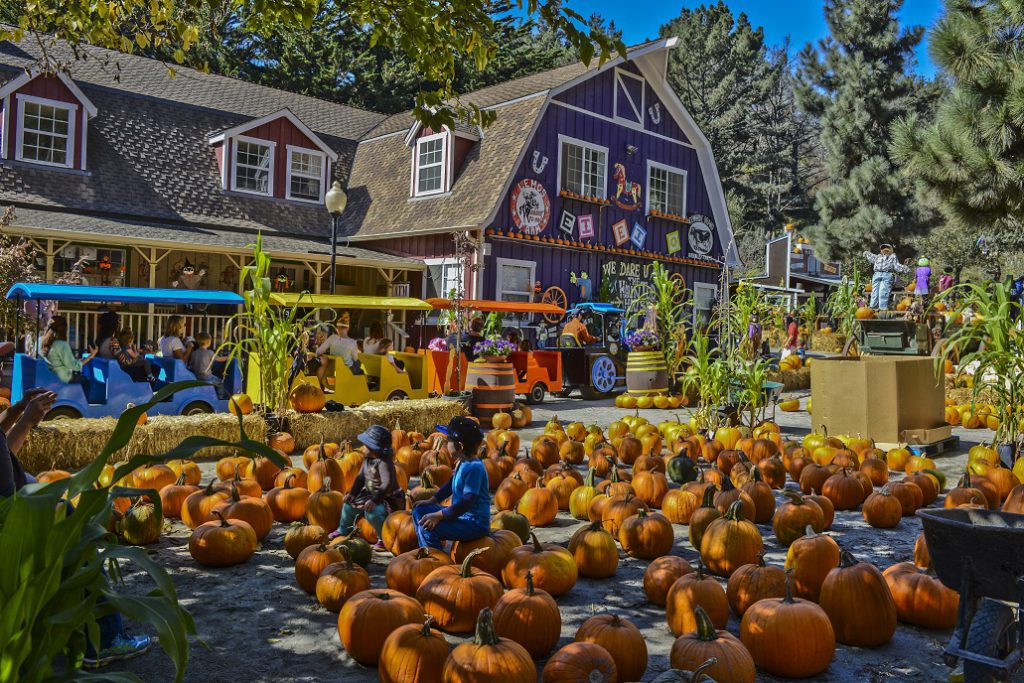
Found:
[612,163,642,211]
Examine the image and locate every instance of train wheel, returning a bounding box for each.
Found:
[182,401,213,416]
[527,382,546,405]
[44,405,82,421]
[589,355,617,394]
[386,390,408,402]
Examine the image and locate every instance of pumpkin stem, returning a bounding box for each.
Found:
[724,500,745,522]
[284,474,296,489]
[421,470,434,489]
[700,485,716,508]
[337,544,354,569]
[693,605,719,642]
[420,615,435,636]
[204,479,218,495]
[757,550,767,567]
[318,435,326,461]
[609,466,620,483]
[838,548,858,568]
[472,607,500,646]
[460,547,489,577]
[524,570,535,596]
[695,557,706,581]
[782,489,805,505]
[584,467,596,488]
[320,476,332,493]
[174,472,187,486]
[689,658,719,683]
[213,509,229,527]
[750,467,763,483]
[782,569,795,604]
[416,546,431,559]
[230,482,241,503]
[803,524,817,538]
[530,531,543,553]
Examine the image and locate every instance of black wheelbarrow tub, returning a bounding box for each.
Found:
[918,508,1024,603]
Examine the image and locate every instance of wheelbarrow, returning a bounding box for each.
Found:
[918,508,1024,682]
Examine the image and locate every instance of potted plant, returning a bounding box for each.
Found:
[474,337,516,362]
[625,328,660,352]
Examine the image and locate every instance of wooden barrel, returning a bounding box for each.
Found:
[626,351,669,396]
[466,359,516,425]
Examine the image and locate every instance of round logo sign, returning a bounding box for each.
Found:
[510,178,551,235]
[687,214,715,256]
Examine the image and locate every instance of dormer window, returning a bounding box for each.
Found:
[414,132,447,196]
[286,146,325,202]
[17,98,75,167]
[231,136,274,196]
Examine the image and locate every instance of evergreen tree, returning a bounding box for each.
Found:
[892,0,1024,246]
[795,0,934,260]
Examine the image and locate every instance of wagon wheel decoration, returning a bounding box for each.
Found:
[669,272,687,304]
[540,286,567,323]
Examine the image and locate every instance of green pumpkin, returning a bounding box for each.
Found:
[333,531,372,568]
[667,454,700,485]
[120,500,163,546]
[490,510,531,543]
[650,659,718,683]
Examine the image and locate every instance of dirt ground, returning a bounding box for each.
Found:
[108,394,1022,682]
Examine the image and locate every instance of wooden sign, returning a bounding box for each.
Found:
[611,219,630,246]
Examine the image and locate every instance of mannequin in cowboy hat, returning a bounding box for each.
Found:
[863,243,911,310]
[315,311,363,391]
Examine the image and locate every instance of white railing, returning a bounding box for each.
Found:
[56,309,235,354]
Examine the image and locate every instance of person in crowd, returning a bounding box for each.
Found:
[560,311,597,346]
[362,320,385,355]
[784,312,799,357]
[158,316,193,363]
[378,338,405,373]
[187,332,228,384]
[141,340,156,355]
[43,316,97,383]
[938,267,955,293]
[915,257,932,299]
[462,317,486,361]
[412,416,490,550]
[114,329,159,383]
[1009,273,1024,322]
[747,314,762,360]
[94,309,120,360]
[863,244,911,309]
[329,425,404,548]
[316,312,362,391]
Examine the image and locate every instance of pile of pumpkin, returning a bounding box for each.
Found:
[613,394,688,410]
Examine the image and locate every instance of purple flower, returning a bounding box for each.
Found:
[625,329,660,350]
[473,337,517,357]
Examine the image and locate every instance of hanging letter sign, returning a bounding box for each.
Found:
[631,222,647,249]
[558,209,576,236]
[577,214,595,240]
[611,219,630,246]
[666,230,682,254]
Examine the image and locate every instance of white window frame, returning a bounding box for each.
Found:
[645,159,688,217]
[423,257,463,301]
[16,94,76,168]
[285,145,326,203]
[613,67,646,128]
[230,134,276,197]
[692,282,718,327]
[494,257,536,303]
[557,134,609,199]
[412,132,449,197]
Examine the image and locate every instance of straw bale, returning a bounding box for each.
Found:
[20,413,267,474]
[287,398,467,449]
[810,332,846,354]
[769,367,811,392]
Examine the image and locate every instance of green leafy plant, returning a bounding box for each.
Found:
[679,321,730,431]
[0,383,288,683]
[625,263,690,378]
[823,265,865,338]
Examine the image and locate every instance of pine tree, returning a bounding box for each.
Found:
[892,0,1024,246]
[795,0,934,260]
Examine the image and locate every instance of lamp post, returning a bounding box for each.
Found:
[324,180,348,294]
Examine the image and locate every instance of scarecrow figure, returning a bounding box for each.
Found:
[862,244,910,310]
[570,271,593,302]
[273,270,293,292]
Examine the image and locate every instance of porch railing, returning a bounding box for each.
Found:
[57,309,235,355]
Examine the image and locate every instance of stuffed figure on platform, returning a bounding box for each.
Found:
[171,259,209,310]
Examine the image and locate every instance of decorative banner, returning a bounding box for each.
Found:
[666,230,682,254]
[558,209,576,236]
[611,219,630,246]
[612,162,643,211]
[630,222,647,249]
[510,178,551,234]
[687,213,715,257]
[577,214,595,240]
[601,260,655,310]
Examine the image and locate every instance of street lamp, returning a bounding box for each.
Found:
[324,180,348,294]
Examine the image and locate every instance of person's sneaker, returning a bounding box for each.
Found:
[82,634,152,668]
[372,540,387,551]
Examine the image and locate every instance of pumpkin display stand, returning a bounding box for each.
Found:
[625,351,670,396]
[466,359,516,425]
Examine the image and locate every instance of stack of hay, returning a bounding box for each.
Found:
[287,398,467,449]
[810,331,846,354]
[770,367,811,391]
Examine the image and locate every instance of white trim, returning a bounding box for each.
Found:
[645,159,687,217]
[219,140,229,189]
[412,131,449,197]
[80,114,88,170]
[1,94,9,159]
[0,70,98,117]
[423,256,463,299]
[230,135,276,197]
[481,90,549,111]
[284,144,326,203]
[208,108,338,162]
[15,95,76,168]
[692,281,717,327]
[494,257,536,302]
[613,67,645,127]
[358,129,408,144]
[557,134,609,199]
[549,100,695,149]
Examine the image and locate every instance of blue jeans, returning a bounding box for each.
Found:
[412,503,488,550]
[337,501,388,538]
[871,271,895,309]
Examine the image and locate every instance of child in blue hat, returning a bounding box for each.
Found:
[331,424,404,547]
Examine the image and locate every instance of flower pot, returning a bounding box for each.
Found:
[482,355,510,363]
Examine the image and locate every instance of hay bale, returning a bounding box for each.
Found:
[810,332,846,354]
[20,413,268,474]
[769,367,811,392]
[287,398,467,450]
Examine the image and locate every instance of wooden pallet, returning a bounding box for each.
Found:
[908,436,960,457]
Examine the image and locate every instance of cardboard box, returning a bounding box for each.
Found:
[810,356,945,445]
[902,425,953,446]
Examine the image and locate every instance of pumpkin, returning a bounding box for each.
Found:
[669,606,756,683]
[305,477,345,532]
[601,493,649,537]
[883,562,959,629]
[667,454,700,484]
[860,454,889,487]
[268,431,295,454]
[661,488,701,525]
[188,510,258,567]
[665,560,730,636]
[700,500,763,577]
[688,487,722,551]
[531,436,560,468]
[511,403,533,429]
[493,570,561,659]
[159,473,199,520]
[568,522,619,579]
[784,525,840,602]
[289,382,327,412]
[799,463,832,495]
[451,529,521,579]
[503,532,578,597]
[119,499,162,545]
[574,613,648,682]
[488,509,529,542]
[568,468,599,520]
[772,490,824,546]
[337,589,426,666]
[1004,484,1024,514]
[888,480,923,516]
[217,466,262,499]
[167,458,202,486]
[862,487,903,528]
[541,642,617,681]
[265,474,311,522]
[442,607,536,683]
[739,573,835,678]
[821,467,866,510]
[805,489,835,529]
[328,524,374,568]
[726,552,786,617]
[228,392,253,415]
[618,508,674,560]
[133,464,177,493]
[643,555,693,606]
[382,510,420,556]
[274,466,308,490]
[740,468,775,523]
[307,443,346,495]
[378,616,450,683]
[946,471,991,509]
[819,549,897,647]
[181,480,231,530]
[246,456,283,491]
[632,470,670,508]
[295,541,344,593]
[316,547,371,612]
[386,546,452,596]
[516,479,559,526]
[904,472,939,505]
[284,522,326,559]
[416,548,503,633]
[213,483,274,540]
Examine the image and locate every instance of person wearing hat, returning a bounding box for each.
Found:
[329,424,404,547]
[863,244,911,310]
[914,257,932,298]
[315,311,363,391]
[412,416,490,550]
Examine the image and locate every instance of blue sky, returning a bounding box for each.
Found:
[570,0,944,77]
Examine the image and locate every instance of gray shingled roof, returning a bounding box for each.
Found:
[344,94,546,240]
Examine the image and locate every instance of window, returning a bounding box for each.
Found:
[424,258,463,300]
[647,162,687,216]
[496,258,535,303]
[17,97,75,167]
[286,147,324,202]
[559,136,607,198]
[692,282,718,328]
[232,137,274,195]
[55,246,125,285]
[414,133,447,196]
